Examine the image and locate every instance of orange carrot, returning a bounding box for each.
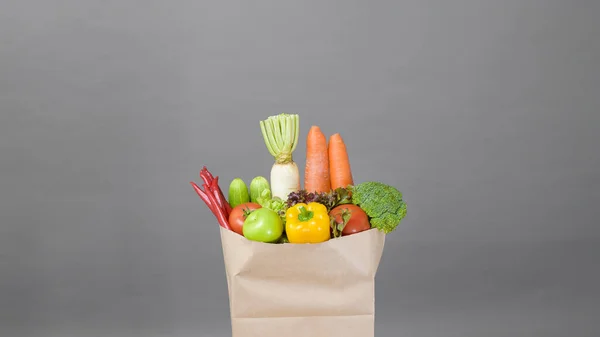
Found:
[328,133,354,189]
[304,126,331,193]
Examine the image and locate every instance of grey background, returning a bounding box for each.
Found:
[1,0,599,336]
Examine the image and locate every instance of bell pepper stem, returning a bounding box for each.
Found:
[297,206,314,222]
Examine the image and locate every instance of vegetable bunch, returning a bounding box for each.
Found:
[190,166,232,230]
[190,113,407,244]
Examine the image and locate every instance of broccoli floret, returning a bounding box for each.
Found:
[351,181,407,234]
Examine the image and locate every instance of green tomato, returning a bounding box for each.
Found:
[243,208,284,243]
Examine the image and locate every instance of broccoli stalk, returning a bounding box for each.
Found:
[351,181,407,234]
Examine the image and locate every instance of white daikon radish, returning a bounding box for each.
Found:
[259,114,300,200]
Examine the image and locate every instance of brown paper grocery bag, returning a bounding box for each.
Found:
[219,226,386,337]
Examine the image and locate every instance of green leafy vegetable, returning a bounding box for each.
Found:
[351,181,407,234]
[256,189,287,224]
[330,208,352,238]
[286,187,352,212]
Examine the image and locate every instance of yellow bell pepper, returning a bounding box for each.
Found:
[285,202,331,244]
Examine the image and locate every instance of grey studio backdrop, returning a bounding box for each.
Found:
[1,1,599,337]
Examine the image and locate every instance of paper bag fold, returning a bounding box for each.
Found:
[219,226,385,337]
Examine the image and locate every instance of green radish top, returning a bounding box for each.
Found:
[250,176,270,203]
[228,178,250,209]
[259,113,300,164]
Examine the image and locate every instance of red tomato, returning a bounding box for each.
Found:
[228,202,261,235]
[329,204,371,236]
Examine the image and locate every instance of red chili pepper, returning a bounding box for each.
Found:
[203,166,215,181]
[217,186,232,216]
[192,166,233,231]
[210,177,231,217]
[204,182,227,219]
[202,167,231,216]
[208,179,223,210]
[191,180,223,224]
[204,185,231,230]
[200,168,212,186]
[190,182,213,211]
